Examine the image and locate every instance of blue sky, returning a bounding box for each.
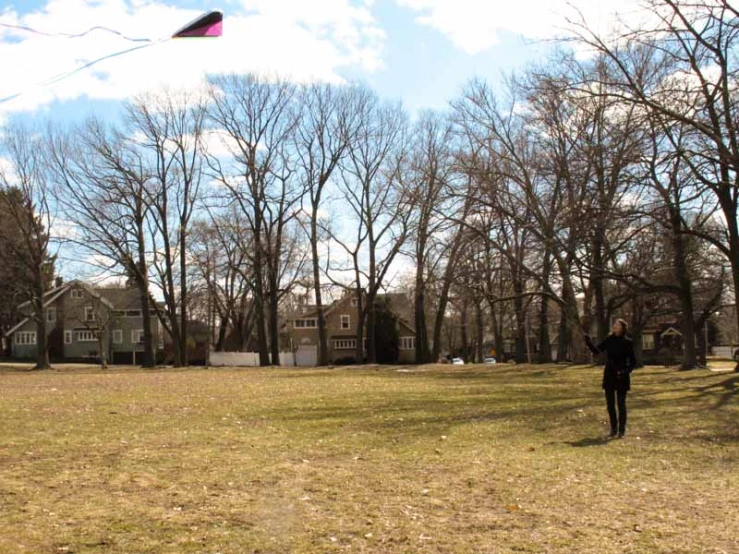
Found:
[0,0,641,125]
[0,0,647,283]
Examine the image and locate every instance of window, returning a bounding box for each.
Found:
[84,306,95,322]
[350,298,358,307]
[76,330,97,342]
[399,336,415,350]
[71,289,83,299]
[333,339,357,350]
[113,330,123,344]
[126,310,142,318]
[132,329,144,344]
[340,315,351,330]
[643,333,655,351]
[64,330,72,345]
[294,318,317,329]
[112,310,125,318]
[15,332,36,345]
[46,308,56,322]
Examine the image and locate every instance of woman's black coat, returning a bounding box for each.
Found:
[585,334,637,391]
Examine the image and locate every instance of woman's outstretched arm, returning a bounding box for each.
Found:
[584,334,604,355]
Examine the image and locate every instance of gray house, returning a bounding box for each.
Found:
[6,280,164,364]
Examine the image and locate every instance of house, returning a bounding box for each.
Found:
[5,280,165,364]
[284,291,417,365]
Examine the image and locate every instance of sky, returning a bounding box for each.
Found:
[0,0,649,284]
[0,0,650,125]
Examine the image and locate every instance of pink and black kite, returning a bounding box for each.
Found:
[0,10,224,104]
[172,10,223,38]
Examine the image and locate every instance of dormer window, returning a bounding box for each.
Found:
[71,289,83,299]
[294,318,318,329]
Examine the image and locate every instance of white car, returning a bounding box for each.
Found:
[483,356,497,364]
[451,357,464,365]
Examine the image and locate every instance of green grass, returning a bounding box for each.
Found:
[0,362,737,553]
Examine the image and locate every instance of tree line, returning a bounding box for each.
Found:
[1,0,737,371]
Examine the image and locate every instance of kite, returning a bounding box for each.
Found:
[172,10,223,38]
[0,10,223,104]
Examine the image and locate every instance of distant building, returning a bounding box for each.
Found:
[283,292,417,365]
[5,280,164,364]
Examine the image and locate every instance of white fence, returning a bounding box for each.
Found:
[712,345,738,358]
[209,351,296,367]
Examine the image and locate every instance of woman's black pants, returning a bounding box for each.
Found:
[604,388,627,434]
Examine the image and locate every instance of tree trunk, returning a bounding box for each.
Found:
[269,286,280,366]
[556,309,569,363]
[34,316,50,370]
[432,237,463,361]
[475,302,484,363]
[366,301,377,364]
[354,286,365,364]
[670,209,697,370]
[488,298,504,362]
[414,265,431,364]
[724,203,739,372]
[310,217,328,366]
[252,233,270,366]
[460,301,469,360]
[98,335,108,370]
[180,224,189,367]
[538,293,552,363]
[136,217,155,368]
[592,231,608,341]
[216,321,227,352]
[513,283,526,364]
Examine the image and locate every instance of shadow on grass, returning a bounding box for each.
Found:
[692,375,739,410]
[564,436,612,448]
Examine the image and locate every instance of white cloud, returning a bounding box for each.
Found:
[395,0,651,55]
[0,0,385,118]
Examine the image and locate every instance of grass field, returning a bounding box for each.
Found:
[0,362,737,553]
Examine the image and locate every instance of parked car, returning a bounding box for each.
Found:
[483,356,497,364]
[734,348,739,362]
[451,357,464,365]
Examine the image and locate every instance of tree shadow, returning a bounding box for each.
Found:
[691,375,739,410]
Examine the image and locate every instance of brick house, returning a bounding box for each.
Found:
[5,280,164,364]
[284,292,417,365]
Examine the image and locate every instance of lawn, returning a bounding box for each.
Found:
[0,362,737,553]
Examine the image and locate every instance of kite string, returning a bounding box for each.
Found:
[0,21,153,43]
[0,38,170,105]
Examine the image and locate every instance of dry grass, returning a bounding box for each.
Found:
[0,362,737,553]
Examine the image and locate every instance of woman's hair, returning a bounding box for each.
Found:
[614,318,629,336]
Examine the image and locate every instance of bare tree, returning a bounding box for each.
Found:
[293,83,361,365]
[571,0,739,369]
[404,112,460,362]
[206,75,300,365]
[128,88,207,367]
[334,88,410,363]
[0,121,55,369]
[189,215,256,352]
[48,119,157,367]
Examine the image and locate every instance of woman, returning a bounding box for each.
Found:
[585,319,637,439]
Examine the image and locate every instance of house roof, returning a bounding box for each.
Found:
[661,327,683,337]
[5,281,139,337]
[283,291,416,333]
[96,287,142,310]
